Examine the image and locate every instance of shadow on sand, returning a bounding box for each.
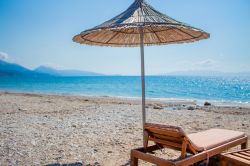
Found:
[45,161,131,166]
[46,162,84,166]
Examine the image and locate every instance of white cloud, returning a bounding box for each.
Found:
[0,52,9,60]
[194,59,216,68]
[175,59,218,71]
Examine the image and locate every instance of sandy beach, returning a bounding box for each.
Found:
[0,92,249,166]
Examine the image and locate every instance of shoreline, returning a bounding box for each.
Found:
[1,90,249,108]
[0,92,249,165]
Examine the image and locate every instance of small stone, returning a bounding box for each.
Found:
[204,102,211,106]
[72,124,77,128]
[31,140,36,146]
[18,108,27,112]
[108,151,112,153]
[153,105,163,110]
[187,106,195,110]
[93,162,100,166]
[54,156,62,160]
[58,149,64,153]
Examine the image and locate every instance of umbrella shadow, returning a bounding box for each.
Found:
[45,161,105,166]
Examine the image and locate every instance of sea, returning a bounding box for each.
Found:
[0,76,249,106]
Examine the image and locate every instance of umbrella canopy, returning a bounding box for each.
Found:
[73,0,209,143]
[73,0,209,47]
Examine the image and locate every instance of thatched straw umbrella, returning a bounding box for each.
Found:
[73,0,209,142]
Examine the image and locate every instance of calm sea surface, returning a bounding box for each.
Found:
[0,76,249,104]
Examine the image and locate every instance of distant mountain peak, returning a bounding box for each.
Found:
[0,60,104,77]
[0,59,33,76]
[35,65,104,76]
[34,66,61,76]
[36,65,55,70]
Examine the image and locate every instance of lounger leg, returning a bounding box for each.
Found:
[131,151,138,166]
[219,160,227,166]
[181,139,188,159]
[241,140,248,149]
[144,130,149,151]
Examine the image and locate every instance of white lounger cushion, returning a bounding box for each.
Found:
[187,129,245,151]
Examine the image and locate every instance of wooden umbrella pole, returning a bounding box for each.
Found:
[139,27,146,136]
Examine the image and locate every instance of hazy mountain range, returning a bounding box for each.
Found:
[34,66,104,76]
[0,59,249,77]
[0,60,104,77]
[164,70,250,77]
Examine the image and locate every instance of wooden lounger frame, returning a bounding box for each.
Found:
[131,123,248,166]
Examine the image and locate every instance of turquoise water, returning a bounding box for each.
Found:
[0,76,249,103]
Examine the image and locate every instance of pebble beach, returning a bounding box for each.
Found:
[0,92,249,166]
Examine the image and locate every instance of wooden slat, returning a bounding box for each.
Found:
[232,153,250,161]
[220,155,250,166]
[146,128,183,138]
[136,145,164,152]
[226,154,250,165]
[148,136,197,155]
[149,137,182,149]
[239,152,250,157]
[131,149,175,166]
[152,133,183,143]
[222,148,250,155]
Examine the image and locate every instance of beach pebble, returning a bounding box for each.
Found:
[204,101,212,106]
[187,106,195,110]
[86,162,101,166]
[153,105,163,110]
[31,140,36,146]
[18,108,27,112]
[58,149,64,153]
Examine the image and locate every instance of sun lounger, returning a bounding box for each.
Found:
[131,123,248,166]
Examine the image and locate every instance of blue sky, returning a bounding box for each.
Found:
[0,0,250,75]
